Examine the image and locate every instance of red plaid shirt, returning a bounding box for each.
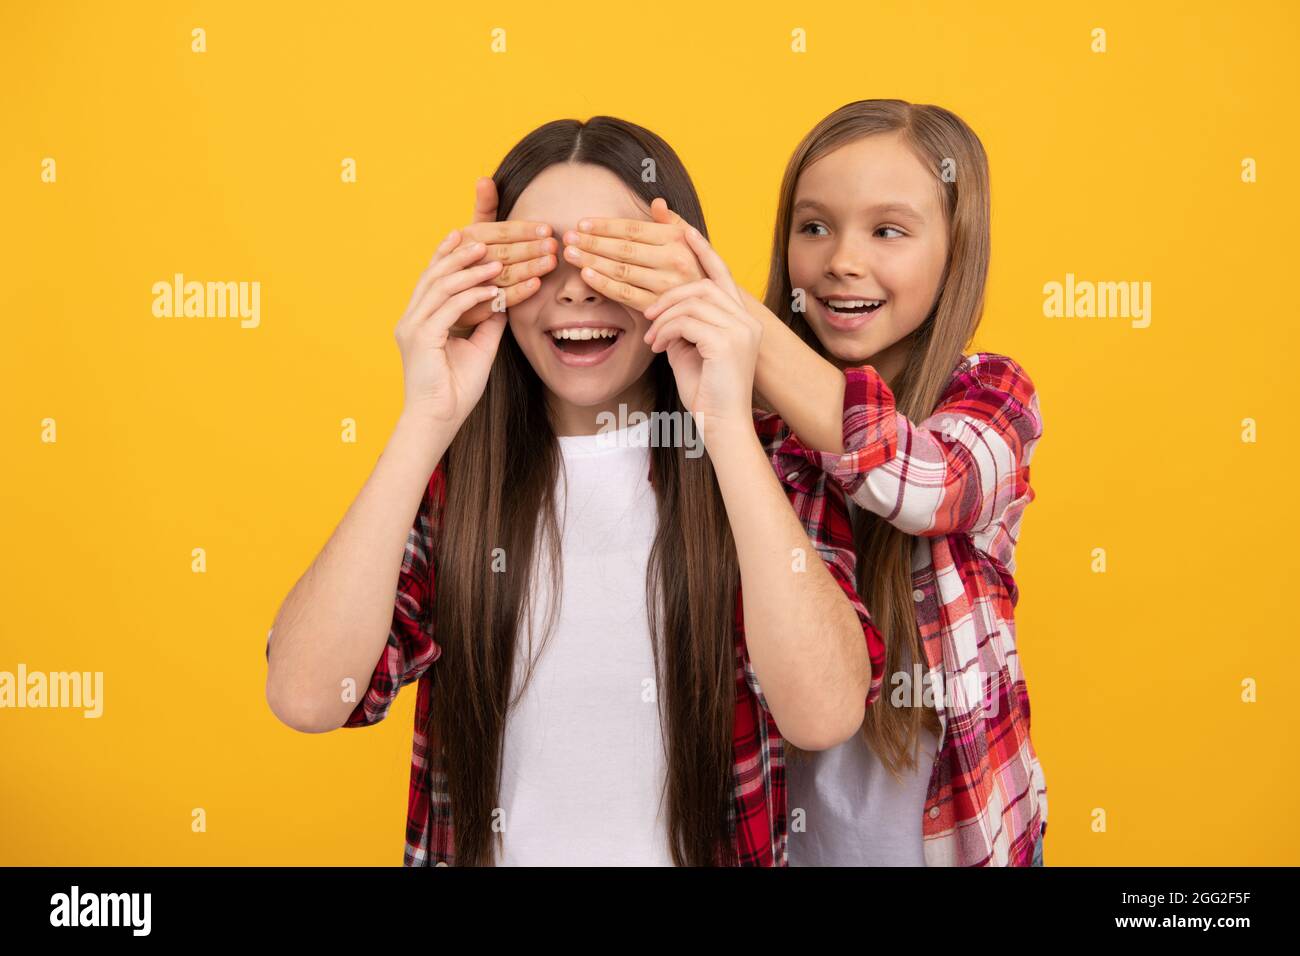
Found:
[333,421,885,866]
[772,352,1046,866]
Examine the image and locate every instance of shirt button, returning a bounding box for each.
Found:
[928,805,940,820]
[435,860,448,867]
[786,471,800,483]
[912,589,925,603]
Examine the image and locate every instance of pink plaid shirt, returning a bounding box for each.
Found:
[770,352,1047,866]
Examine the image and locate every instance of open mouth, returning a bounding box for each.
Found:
[548,326,623,366]
[819,296,885,318]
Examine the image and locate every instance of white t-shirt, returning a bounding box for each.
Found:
[787,504,938,867]
[787,720,937,866]
[496,420,674,865]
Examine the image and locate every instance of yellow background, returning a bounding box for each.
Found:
[2,0,1296,865]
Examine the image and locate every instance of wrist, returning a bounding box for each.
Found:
[393,407,458,470]
[697,413,761,459]
[749,302,785,399]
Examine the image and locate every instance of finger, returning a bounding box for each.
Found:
[463,219,553,245]
[430,284,501,338]
[415,259,504,321]
[427,228,463,269]
[497,275,543,307]
[472,177,498,224]
[485,236,558,266]
[644,278,733,321]
[645,299,732,347]
[683,226,741,302]
[573,216,678,245]
[650,198,688,229]
[410,238,489,309]
[454,275,544,329]
[563,230,673,268]
[496,252,557,287]
[424,239,491,284]
[650,199,674,226]
[577,265,657,312]
[466,311,508,354]
[647,315,719,354]
[411,230,462,310]
[562,245,664,294]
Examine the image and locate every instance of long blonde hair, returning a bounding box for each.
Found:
[763,99,991,774]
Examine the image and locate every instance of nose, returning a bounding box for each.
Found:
[825,233,869,281]
[553,259,604,306]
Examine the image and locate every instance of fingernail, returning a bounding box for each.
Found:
[565,246,581,261]
[577,219,591,232]
[536,225,550,237]
[563,230,579,245]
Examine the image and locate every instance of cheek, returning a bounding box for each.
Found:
[882,246,943,303]
[786,241,819,287]
[506,299,541,337]
[625,307,650,339]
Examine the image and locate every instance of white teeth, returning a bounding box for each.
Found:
[549,328,619,340]
[823,298,884,309]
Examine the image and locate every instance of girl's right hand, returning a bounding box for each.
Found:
[452,177,558,330]
[395,231,509,425]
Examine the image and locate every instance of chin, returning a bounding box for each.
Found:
[809,322,876,367]
[538,369,630,410]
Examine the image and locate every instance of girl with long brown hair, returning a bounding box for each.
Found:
[264,116,884,866]
[566,99,1046,866]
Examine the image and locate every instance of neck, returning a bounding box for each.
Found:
[831,335,911,391]
[547,374,656,436]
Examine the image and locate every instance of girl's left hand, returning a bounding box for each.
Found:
[563,199,704,311]
[643,227,761,435]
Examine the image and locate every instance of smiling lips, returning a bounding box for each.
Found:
[817,295,886,332]
[547,325,624,367]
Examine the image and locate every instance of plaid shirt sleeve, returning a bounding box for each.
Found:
[774,353,1042,540]
[340,465,444,728]
[750,412,887,714]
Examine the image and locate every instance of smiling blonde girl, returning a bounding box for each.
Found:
[568,99,1047,867]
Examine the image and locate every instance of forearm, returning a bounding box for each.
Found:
[266,409,456,732]
[743,287,847,454]
[705,420,870,750]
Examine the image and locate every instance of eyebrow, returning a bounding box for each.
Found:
[792,197,926,223]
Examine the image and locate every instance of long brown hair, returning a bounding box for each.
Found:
[763,99,991,774]
[433,117,740,866]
